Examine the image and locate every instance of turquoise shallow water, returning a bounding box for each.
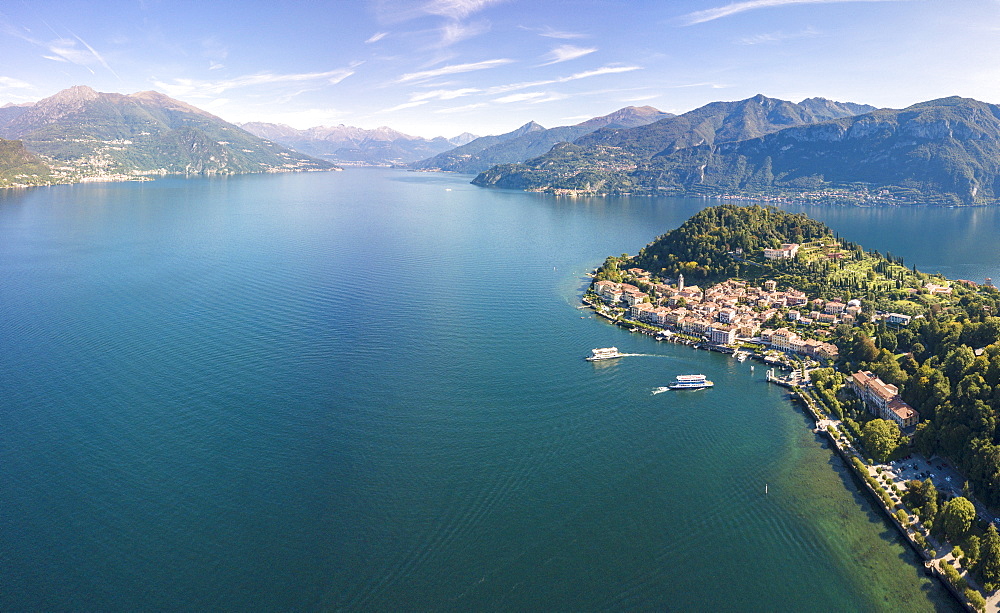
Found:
[1,169,987,610]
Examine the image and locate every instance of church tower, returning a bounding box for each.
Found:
[678,273,685,292]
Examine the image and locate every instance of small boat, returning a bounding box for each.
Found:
[736,351,748,362]
[652,386,670,395]
[668,374,714,390]
[585,347,623,361]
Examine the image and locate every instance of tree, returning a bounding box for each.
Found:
[923,479,939,526]
[981,524,1000,588]
[966,534,981,568]
[937,497,976,543]
[862,419,901,463]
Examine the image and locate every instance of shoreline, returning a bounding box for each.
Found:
[582,291,985,612]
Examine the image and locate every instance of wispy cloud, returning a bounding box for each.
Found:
[154,68,357,98]
[667,81,730,89]
[538,44,598,66]
[521,25,588,39]
[396,58,513,83]
[737,26,820,44]
[438,20,491,46]
[4,22,119,79]
[0,76,33,89]
[421,0,507,20]
[678,0,908,26]
[366,31,389,43]
[622,94,661,102]
[42,33,119,78]
[410,87,482,101]
[494,92,549,103]
[486,64,643,95]
[378,100,430,113]
[433,102,488,113]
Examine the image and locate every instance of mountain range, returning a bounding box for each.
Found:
[410,105,672,174]
[473,95,875,193]
[472,94,1000,206]
[8,87,1000,206]
[238,122,477,165]
[0,86,336,187]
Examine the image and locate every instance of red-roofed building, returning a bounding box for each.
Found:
[850,371,919,429]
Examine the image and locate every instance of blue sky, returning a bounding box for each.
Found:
[1,0,999,137]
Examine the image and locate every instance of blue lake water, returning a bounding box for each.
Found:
[3,168,991,610]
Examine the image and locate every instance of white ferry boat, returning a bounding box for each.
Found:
[668,374,714,390]
[586,347,623,361]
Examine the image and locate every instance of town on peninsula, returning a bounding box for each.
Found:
[586,204,1000,612]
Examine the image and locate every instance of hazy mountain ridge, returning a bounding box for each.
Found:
[0,137,53,187]
[631,96,1000,205]
[473,95,968,200]
[0,86,336,180]
[238,122,475,165]
[412,106,672,174]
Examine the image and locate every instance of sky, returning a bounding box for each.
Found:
[2,0,1000,138]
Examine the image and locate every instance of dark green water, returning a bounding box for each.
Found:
[2,169,985,611]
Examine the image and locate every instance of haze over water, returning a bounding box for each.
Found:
[2,169,990,610]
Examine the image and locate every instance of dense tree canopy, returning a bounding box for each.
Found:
[936,497,976,543]
[862,419,901,463]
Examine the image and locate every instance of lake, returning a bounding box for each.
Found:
[3,168,991,611]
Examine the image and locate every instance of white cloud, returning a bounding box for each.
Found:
[622,94,661,102]
[493,91,568,104]
[410,87,482,101]
[43,33,118,78]
[209,61,225,71]
[396,58,513,83]
[421,0,507,20]
[539,44,598,66]
[154,68,357,97]
[438,20,490,46]
[737,26,821,44]
[366,32,389,43]
[0,76,32,89]
[486,64,643,95]
[521,25,588,39]
[678,0,910,25]
[494,92,548,103]
[433,102,489,113]
[378,100,430,113]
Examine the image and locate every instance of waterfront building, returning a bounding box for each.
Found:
[709,324,737,345]
[629,302,655,320]
[623,291,648,307]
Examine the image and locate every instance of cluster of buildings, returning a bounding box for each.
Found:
[850,370,920,429]
[591,268,839,360]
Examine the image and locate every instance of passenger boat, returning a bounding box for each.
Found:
[668,374,714,390]
[585,347,623,361]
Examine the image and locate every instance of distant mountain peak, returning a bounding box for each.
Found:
[128,90,217,117]
[38,85,101,105]
[0,86,336,177]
